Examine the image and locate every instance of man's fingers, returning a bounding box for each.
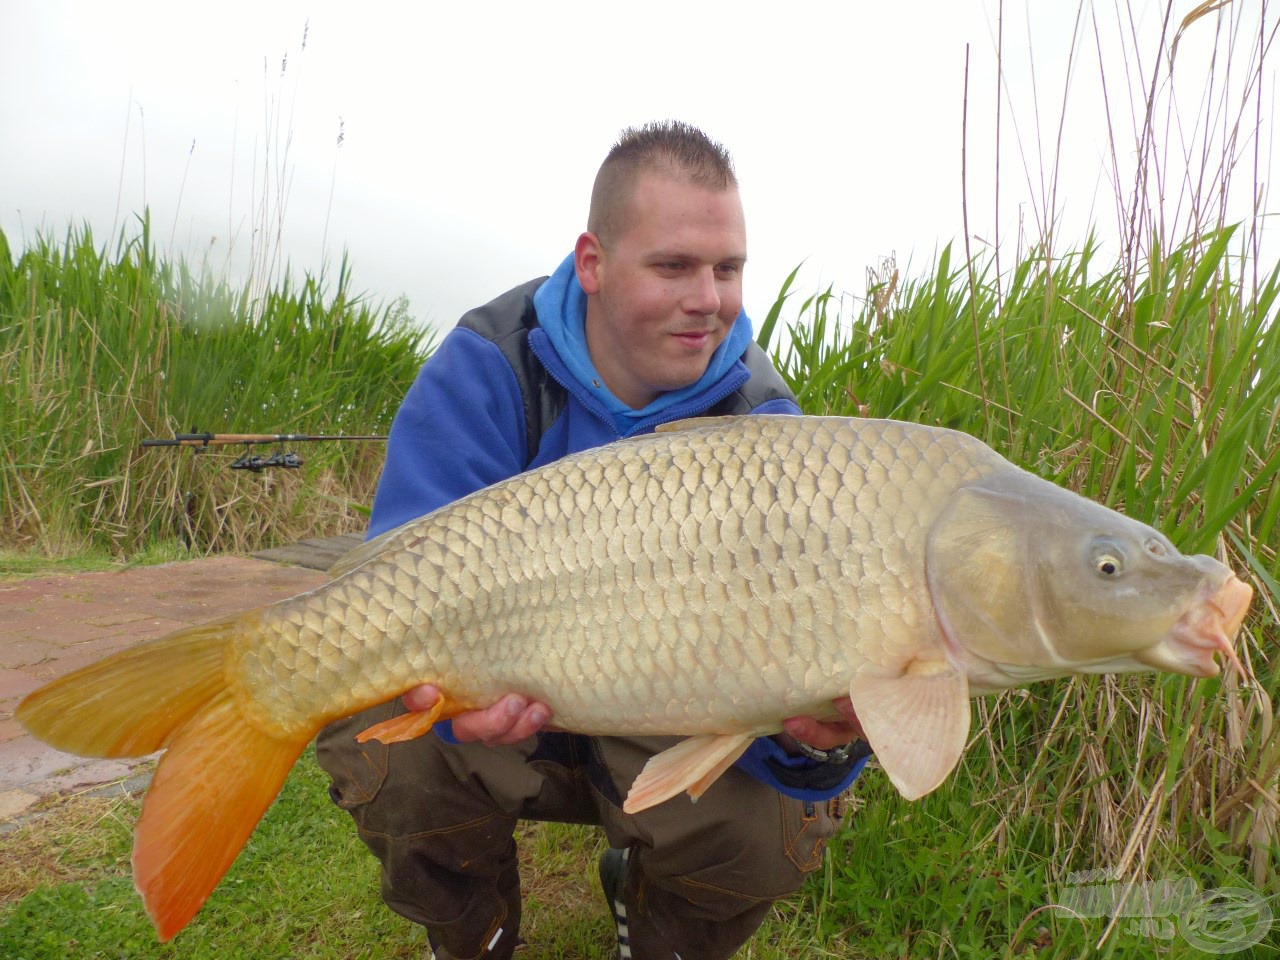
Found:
[497,702,553,744]
[834,698,866,740]
[402,684,442,713]
[450,695,554,745]
[403,685,555,746]
[449,694,526,742]
[781,702,865,751]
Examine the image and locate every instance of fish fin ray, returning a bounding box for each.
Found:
[849,661,970,800]
[653,416,745,434]
[623,733,753,814]
[16,614,244,758]
[133,689,310,941]
[328,527,406,578]
[355,696,451,744]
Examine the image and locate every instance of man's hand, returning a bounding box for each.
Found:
[403,686,863,754]
[777,697,864,755]
[403,684,554,746]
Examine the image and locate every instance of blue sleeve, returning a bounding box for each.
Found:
[367,327,528,538]
[735,737,869,801]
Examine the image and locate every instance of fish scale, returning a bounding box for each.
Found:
[16,414,1252,942]
[232,417,1000,739]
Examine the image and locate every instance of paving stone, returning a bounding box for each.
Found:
[5,621,108,648]
[0,639,58,670]
[0,735,82,789]
[0,552,330,820]
[0,788,38,820]
[0,670,42,701]
[38,757,154,796]
[0,716,25,744]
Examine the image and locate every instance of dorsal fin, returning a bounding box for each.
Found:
[327,521,413,579]
[654,416,745,434]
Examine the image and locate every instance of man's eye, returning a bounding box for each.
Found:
[716,264,740,276]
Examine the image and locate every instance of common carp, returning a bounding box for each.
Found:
[17,415,1251,941]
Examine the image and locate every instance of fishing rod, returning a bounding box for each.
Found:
[141,432,387,448]
[140,432,388,472]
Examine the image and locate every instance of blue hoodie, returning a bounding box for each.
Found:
[366,265,867,802]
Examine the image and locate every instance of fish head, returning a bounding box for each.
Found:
[925,473,1251,689]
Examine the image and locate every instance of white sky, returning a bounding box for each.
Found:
[1,1,1272,335]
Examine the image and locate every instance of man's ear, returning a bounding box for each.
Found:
[574,232,604,295]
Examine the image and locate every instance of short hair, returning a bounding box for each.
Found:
[588,120,738,245]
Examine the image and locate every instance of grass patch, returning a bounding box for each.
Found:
[11,764,1266,958]
[3,4,1278,957]
[0,542,193,582]
[0,218,432,560]
[1,754,867,959]
[0,751,428,960]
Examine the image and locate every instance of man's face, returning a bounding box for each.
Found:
[575,173,747,410]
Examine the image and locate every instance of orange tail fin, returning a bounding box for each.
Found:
[133,686,308,940]
[16,614,313,941]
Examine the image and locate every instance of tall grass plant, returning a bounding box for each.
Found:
[753,1,1280,953]
[2,2,1278,956]
[760,230,1279,955]
[0,214,430,559]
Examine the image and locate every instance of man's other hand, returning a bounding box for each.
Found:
[778,697,865,754]
[403,684,554,746]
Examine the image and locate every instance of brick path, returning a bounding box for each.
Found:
[0,557,328,821]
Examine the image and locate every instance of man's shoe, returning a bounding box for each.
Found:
[428,932,525,958]
[598,846,633,959]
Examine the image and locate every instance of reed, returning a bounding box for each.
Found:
[756,1,1280,952]
[760,228,1279,954]
[0,214,430,559]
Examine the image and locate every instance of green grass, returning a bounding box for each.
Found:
[0,214,431,560]
[0,753,778,959]
[0,752,433,960]
[0,542,193,582]
[3,758,1272,958]
[757,231,1280,957]
[3,3,1279,956]
[3,236,1277,956]
[3,234,1277,956]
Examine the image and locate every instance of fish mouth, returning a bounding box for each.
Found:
[1139,572,1252,678]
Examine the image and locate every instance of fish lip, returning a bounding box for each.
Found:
[1151,572,1252,678]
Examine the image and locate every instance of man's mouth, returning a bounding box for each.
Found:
[672,330,712,349]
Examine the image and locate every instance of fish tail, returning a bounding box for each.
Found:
[16,613,312,941]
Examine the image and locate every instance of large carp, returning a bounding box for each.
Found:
[17,416,1251,940]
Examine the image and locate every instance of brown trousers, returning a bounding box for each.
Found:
[315,700,842,960]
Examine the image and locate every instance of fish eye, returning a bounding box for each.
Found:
[1089,537,1127,578]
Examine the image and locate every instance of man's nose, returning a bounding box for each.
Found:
[683,267,721,315]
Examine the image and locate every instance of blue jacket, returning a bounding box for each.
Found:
[368,277,868,802]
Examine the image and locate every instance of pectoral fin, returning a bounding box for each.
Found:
[623,733,754,814]
[355,693,454,745]
[848,660,970,800]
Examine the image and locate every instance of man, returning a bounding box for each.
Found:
[317,121,869,960]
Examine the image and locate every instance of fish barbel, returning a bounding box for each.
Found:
[17,415,1252,940]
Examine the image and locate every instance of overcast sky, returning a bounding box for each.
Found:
[1,1,1271,334]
